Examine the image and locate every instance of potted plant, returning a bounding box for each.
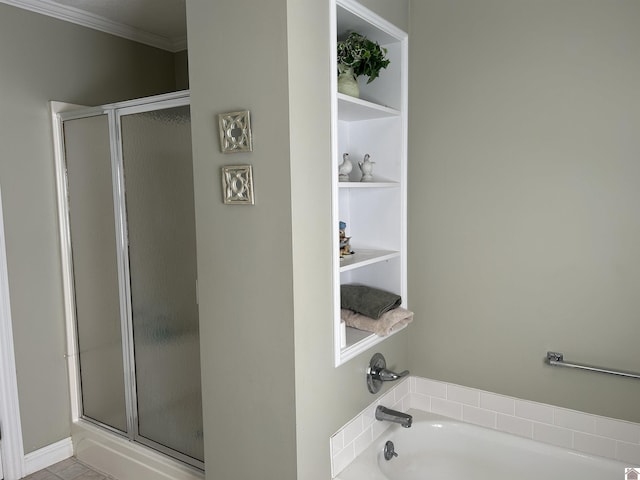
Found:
[337,32,390,98]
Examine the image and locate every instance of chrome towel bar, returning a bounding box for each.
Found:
[546,352,640,380]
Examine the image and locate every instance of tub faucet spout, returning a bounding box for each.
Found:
[375,405,412,428]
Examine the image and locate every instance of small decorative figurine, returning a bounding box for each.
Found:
[338,153,353,182]
[358,153,375,182]
[339,221,354,258]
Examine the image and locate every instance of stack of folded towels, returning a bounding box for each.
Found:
[340,284,414,336]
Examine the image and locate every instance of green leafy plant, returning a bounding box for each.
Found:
[337,32,390,84]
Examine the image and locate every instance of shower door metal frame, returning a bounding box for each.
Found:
[0,184,26,480]
[53,91,203,471]
[113,96,203,470]
[54,103,122,438]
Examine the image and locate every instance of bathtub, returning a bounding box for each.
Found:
[336,410,627,480]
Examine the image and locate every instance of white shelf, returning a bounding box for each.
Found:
[337,93,400,121]
[345,326,372,348]
[338,181,398,188]
[340,323,408,364]
[339,249,399,272]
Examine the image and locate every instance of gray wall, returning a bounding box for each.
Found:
[9,0,638,476]
[0,3,177,453]
[187,1,297,479]
[408,0,640,423]
[187,0,409,479]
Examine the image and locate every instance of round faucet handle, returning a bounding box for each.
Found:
[384,441,398,461]
[367,353,410,393]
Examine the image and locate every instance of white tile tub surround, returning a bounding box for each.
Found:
[330,378,412,477]
[330,376,640,478]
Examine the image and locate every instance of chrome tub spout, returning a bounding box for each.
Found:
[375,405,412,428]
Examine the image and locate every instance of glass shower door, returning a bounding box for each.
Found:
[63,113,128,433]
[119,105,203,465]
[60,94,203,470]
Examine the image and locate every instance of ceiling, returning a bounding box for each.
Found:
[1,0,187,52]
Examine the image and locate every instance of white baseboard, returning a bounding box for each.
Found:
[17,422,203,480]
[23,437,74,476]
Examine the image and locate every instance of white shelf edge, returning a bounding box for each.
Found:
[337,92,400,112]
[340,323,408,364]
[337,93,400,119]
[339,249,400,272]
[337,181,398,188]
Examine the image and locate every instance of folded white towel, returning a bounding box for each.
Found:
[341,307,414,336]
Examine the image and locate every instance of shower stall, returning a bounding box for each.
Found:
[53,91,203,472]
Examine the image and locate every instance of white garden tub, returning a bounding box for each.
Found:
[336,410,627,480]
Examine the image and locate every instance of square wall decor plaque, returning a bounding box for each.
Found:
[221,165,255,205]
[218,110,253,153]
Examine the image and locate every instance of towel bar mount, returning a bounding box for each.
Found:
[546,351,640,380]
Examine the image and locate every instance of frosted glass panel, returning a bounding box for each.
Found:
[120,106,203,463]
[64,114,128,432]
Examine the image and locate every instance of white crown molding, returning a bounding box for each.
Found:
[0,0,186,52]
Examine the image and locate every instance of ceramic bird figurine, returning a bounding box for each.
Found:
[339,153,353,181]
[358,154,375,182]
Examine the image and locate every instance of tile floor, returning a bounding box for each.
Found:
[21,457,118,480]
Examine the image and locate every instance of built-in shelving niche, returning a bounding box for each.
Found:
[333,0,408,366]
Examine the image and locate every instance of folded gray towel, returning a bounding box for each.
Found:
[340,284,402,319]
